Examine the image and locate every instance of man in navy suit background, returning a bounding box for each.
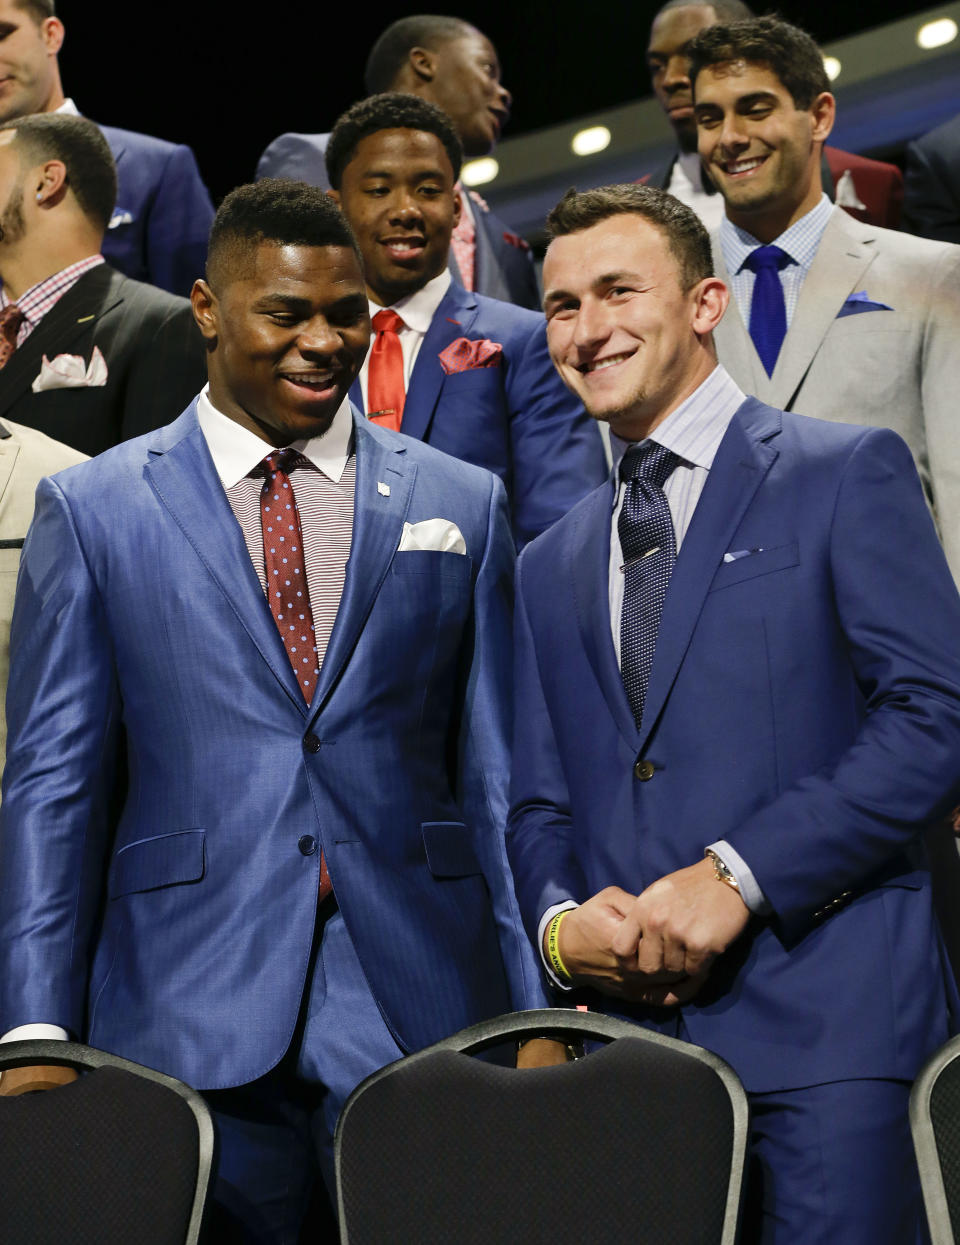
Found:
[0,182,546,1239]
[327,93,607,547]
[0,0,214,296]
[507,182,960,1242]
[258,15,541,310]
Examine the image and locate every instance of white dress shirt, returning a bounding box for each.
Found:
[356,269,451,412]
[666,152,727,234]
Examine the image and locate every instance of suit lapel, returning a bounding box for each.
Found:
[309,414,415,717]
[571,478,639,745]
[0,422,20,510]
[638,399,781,752]
[0,265,124,419]
[712,242,770,400]
[144,407,309,712]
[768,208,877,410]
[401,284,480,443]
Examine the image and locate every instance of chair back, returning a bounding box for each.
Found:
[911,1033,960,1244]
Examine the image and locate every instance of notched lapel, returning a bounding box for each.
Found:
[639,402,780,751]
[401,288,480,443]
[0,426,20,511]
[310,418,415,715]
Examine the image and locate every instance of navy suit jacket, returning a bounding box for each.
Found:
[0,404,545,1090]
[507,398,960,1092]
[256,131,540,309]
[351,282,606,547]
[98,124,215,297]
[904,114,960,244]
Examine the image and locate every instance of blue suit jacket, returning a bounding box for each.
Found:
[256,131,541,310]
[507,398,960,1092]
[0,405,545,1090]
[98,124,215,298]
[351,282,607,547]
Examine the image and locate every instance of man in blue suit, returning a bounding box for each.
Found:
[258,15,541,310]
[506,183,960,1243]
[327,93,606,547]
[0,181,545,1240]
[0,0,213,296]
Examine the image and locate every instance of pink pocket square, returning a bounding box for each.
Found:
[438,337,503,375]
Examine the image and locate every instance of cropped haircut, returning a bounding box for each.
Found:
[687,16,830,109]
[364,15,472,93]
[206,180,361,292]
[0,112,116,231]
[13,0,56,22]
[325,93,463,190]
[654,0,753,23]
[546,184,713,291]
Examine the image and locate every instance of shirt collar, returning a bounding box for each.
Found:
[55,98,80,116]
[367,268,451,336]
[609,363,745,491]
[0,254,104,319]
[197,385,355,487]
[720,193,833,276]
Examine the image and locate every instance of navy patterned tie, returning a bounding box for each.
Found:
[619,443,679,729]
[743,244,792,377]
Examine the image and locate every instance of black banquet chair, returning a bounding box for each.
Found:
[0,1038,215,1245]
[911,1033,960,1244]
[335,1007,749,1244]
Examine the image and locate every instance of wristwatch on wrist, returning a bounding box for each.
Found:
[704,847,740,893]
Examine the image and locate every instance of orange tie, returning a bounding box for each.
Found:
[367,309,406,432]
[0,303,24,370]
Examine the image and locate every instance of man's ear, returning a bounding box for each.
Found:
[40,16,64,56]
[452,187,463,228]
[34,158,67,206]
[408,45,436,84]
[690,276,729,338]
[190,278,219,343]
[327,188,340,205]
[810,91,835,145]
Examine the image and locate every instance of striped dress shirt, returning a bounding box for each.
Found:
[0,255,105,348]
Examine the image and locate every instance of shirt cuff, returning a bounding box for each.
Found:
[707,840,771,915]
[538,900,579,990]
[1,1024,70,1043]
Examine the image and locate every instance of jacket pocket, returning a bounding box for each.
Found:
[709,541,799,591]
[422,821,480,877]
[108,828,206,898]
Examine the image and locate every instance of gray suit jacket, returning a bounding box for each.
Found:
[712,206,960,581]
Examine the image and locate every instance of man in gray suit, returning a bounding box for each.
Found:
[688,17,960,581]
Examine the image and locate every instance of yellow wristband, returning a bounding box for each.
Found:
[547,911,572,983]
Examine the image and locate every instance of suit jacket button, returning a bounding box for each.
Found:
[634,759,655,781]
[304,733,321,753]
[298,835,317,856]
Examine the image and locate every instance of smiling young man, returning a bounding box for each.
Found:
[326,92,606,547]
[0,179,546,1240]
[688,15,960,584]
[506,181,960,1243]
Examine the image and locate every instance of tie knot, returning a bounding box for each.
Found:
[250,447,306,481]
[0,302,24,335]
[620,442,678,490]
[743,244,792,275]
[372,308,405,335]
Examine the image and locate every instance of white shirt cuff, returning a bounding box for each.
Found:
[1,1024,70,1043]
[707,840,771,915]
[537,900,579,990]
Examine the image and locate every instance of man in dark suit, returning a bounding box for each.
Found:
[0,180,546,1239]
[327,93,606,547]
[258,15,541,310]
[0,0,213,296]
[507,182,960,1243]
[0,113,205,457]
[641,0,903,230]
[904,112,960,244]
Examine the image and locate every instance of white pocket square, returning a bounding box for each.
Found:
[398,518,467,555]
[31,346,108,393]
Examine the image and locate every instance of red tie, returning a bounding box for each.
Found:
[0,304,24,369]
[450,189,476,291]
[367,309,406,431]
[252,448,331,900]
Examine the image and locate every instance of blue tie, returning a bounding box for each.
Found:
[618,443,678,730]
[743,245,792,377]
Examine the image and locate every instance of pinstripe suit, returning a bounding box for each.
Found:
[0,263,207,458]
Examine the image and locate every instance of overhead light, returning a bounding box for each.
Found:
[461,157,499,187]
[917,17,958,49]
[571,126,612,157]
[822,56,841,81]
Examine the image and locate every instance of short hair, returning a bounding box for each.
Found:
[546,184,713,291]
[364,15,473,93]
[653,0,753,24]
[325,93,463,191]
[688,16,830,109]
[12,0,56,22]
[0,112,116,231]
[206,179,361,292]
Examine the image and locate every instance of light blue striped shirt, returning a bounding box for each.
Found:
[719,194,834,328]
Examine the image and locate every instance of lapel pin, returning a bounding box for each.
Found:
[76,315,95,323]
[377,481,391,497]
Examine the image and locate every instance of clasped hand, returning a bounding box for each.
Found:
[551,859,751,1006]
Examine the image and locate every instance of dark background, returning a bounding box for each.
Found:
[57,1,931,202]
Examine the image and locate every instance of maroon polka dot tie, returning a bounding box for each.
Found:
[0,304,24,370]
[252,448,331,899]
